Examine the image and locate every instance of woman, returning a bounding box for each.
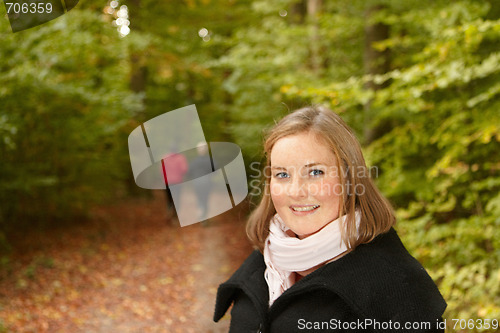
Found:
[214,106,446,332]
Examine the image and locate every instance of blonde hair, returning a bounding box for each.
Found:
[247,106,396,252]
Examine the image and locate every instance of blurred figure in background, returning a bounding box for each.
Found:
[188,142,213,225]
[162,148,188,224]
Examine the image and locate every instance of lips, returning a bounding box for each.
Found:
[291,205,320,212]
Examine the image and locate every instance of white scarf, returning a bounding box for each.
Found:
[263,213,358,306]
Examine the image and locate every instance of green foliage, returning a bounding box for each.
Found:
[1,0,498,328]
[0,320,7,333]
[0,8,144,227]
[278,1,499,327]
[216,0,500,329]
[21,255,55,281]
[210,0,365,157]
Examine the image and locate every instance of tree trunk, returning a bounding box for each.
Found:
[130,53,148,94]
[307,0,322,74]
[126,0,151,196]
[290,0,307,24]
[363,4,391,145]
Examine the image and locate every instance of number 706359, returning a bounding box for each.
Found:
[5,2,53,14]
[452,318,498,330]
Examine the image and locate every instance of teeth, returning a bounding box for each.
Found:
[292,205,319,212]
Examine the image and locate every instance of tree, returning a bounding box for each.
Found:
[280,0,500,324]
[0,7,144,228]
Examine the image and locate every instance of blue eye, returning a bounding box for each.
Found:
[309,169,324,177]
[275,172,290,179]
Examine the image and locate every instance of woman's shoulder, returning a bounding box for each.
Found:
[308,228,447,325]
[222,249,265,285]
[346,227,437,284]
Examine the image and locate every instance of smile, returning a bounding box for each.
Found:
[291,205,320,212]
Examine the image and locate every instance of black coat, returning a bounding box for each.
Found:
[214,228,446,332]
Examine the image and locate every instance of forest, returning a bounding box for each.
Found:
[0,0,499,331]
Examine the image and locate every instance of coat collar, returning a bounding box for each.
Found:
[214,228,447,324]
[213,249,268,322]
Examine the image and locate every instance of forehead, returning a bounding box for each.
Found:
[270,132,337,166]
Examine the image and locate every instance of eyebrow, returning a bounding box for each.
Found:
[271,163,325,170]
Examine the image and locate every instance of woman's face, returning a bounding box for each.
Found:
[270,131,342,239]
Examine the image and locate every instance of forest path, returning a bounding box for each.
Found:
[0,192,252,332]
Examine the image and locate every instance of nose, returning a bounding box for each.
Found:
[287,177,307,198]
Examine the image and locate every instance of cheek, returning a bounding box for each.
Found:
[270,181,285,206]
[314,179,341,201]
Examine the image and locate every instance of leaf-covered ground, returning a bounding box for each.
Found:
[0,192,253,332]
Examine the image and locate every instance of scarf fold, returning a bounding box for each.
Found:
[263,212,359,306]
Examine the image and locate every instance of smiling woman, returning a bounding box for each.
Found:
[214,106,447,333]
[269,132,342,241]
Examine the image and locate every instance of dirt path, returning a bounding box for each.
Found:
[0,192,253,332]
